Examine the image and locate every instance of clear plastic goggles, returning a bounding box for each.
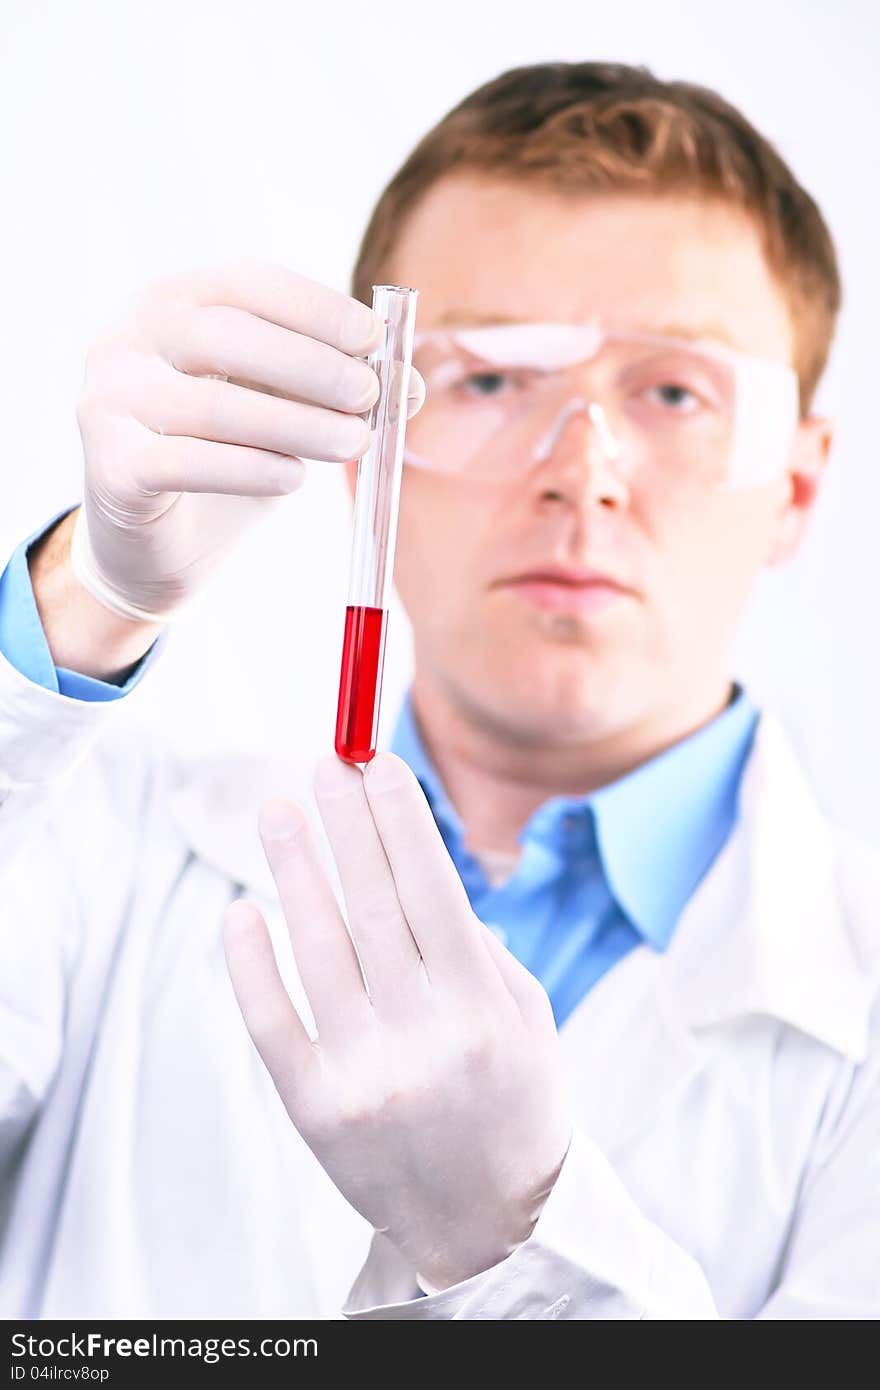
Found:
[403,319,800,490]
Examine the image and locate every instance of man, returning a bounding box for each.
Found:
[0,61,877,1319]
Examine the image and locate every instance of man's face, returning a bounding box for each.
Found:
[345,178,827,747]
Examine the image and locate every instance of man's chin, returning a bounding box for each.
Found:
[468,676,643,747]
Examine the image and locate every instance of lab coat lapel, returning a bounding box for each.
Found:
[554,711,871,1158]
[660,711,870,1060]
[556,944,703,1158]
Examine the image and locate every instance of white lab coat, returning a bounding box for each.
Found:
[0,644,878,1320]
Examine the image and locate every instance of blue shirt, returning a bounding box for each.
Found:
[0,507,164,698]
[0,513,759,1028]
[390,686,757,1028]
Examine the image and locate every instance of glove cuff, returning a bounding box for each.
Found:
[69,506,177,625]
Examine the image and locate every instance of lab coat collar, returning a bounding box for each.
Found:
[168,709,872,1109]
[658,709,871,1061]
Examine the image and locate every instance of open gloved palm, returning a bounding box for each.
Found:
[223,750,573,1292]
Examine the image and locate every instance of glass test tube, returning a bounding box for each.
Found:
[334,285,419,765]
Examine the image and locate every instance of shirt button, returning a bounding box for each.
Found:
[484,922,507,946]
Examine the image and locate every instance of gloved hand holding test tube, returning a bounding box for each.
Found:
[335,285,419,764]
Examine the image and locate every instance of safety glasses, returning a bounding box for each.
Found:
[403,319,800,490]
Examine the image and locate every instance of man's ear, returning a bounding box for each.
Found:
[765,414,834,567]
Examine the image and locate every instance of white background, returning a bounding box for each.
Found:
[1,0,877,839]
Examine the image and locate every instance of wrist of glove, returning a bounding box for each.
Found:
[70,504,182,624]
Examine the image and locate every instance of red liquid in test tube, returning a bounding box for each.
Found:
[334,604,389,765]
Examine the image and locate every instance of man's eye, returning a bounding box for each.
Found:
[648,383,701,411]
[460,372,513,397]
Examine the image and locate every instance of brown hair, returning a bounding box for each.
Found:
[350,62,841,415]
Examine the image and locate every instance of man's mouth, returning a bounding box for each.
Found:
[496,563,635,614]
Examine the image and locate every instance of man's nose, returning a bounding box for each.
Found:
[530,396,630,507]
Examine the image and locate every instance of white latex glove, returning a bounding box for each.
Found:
[71,258,426,622]
[223,751,573,1292]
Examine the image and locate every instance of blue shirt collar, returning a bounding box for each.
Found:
[587,687,758,948]
[390,689,464,839]
[390,684,759,952]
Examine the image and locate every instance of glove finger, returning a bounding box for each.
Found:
[360,752,503,999]
[162,257,385,358]
[406,366,426,420]
[225,362,424,422]
[222,898,319,1106]
[256,797,375,1044]
[311,756,426,1019]
[160,303,381,416]
[144,370,371,467]
[478,919,557,1030]
[132,431,308,497]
